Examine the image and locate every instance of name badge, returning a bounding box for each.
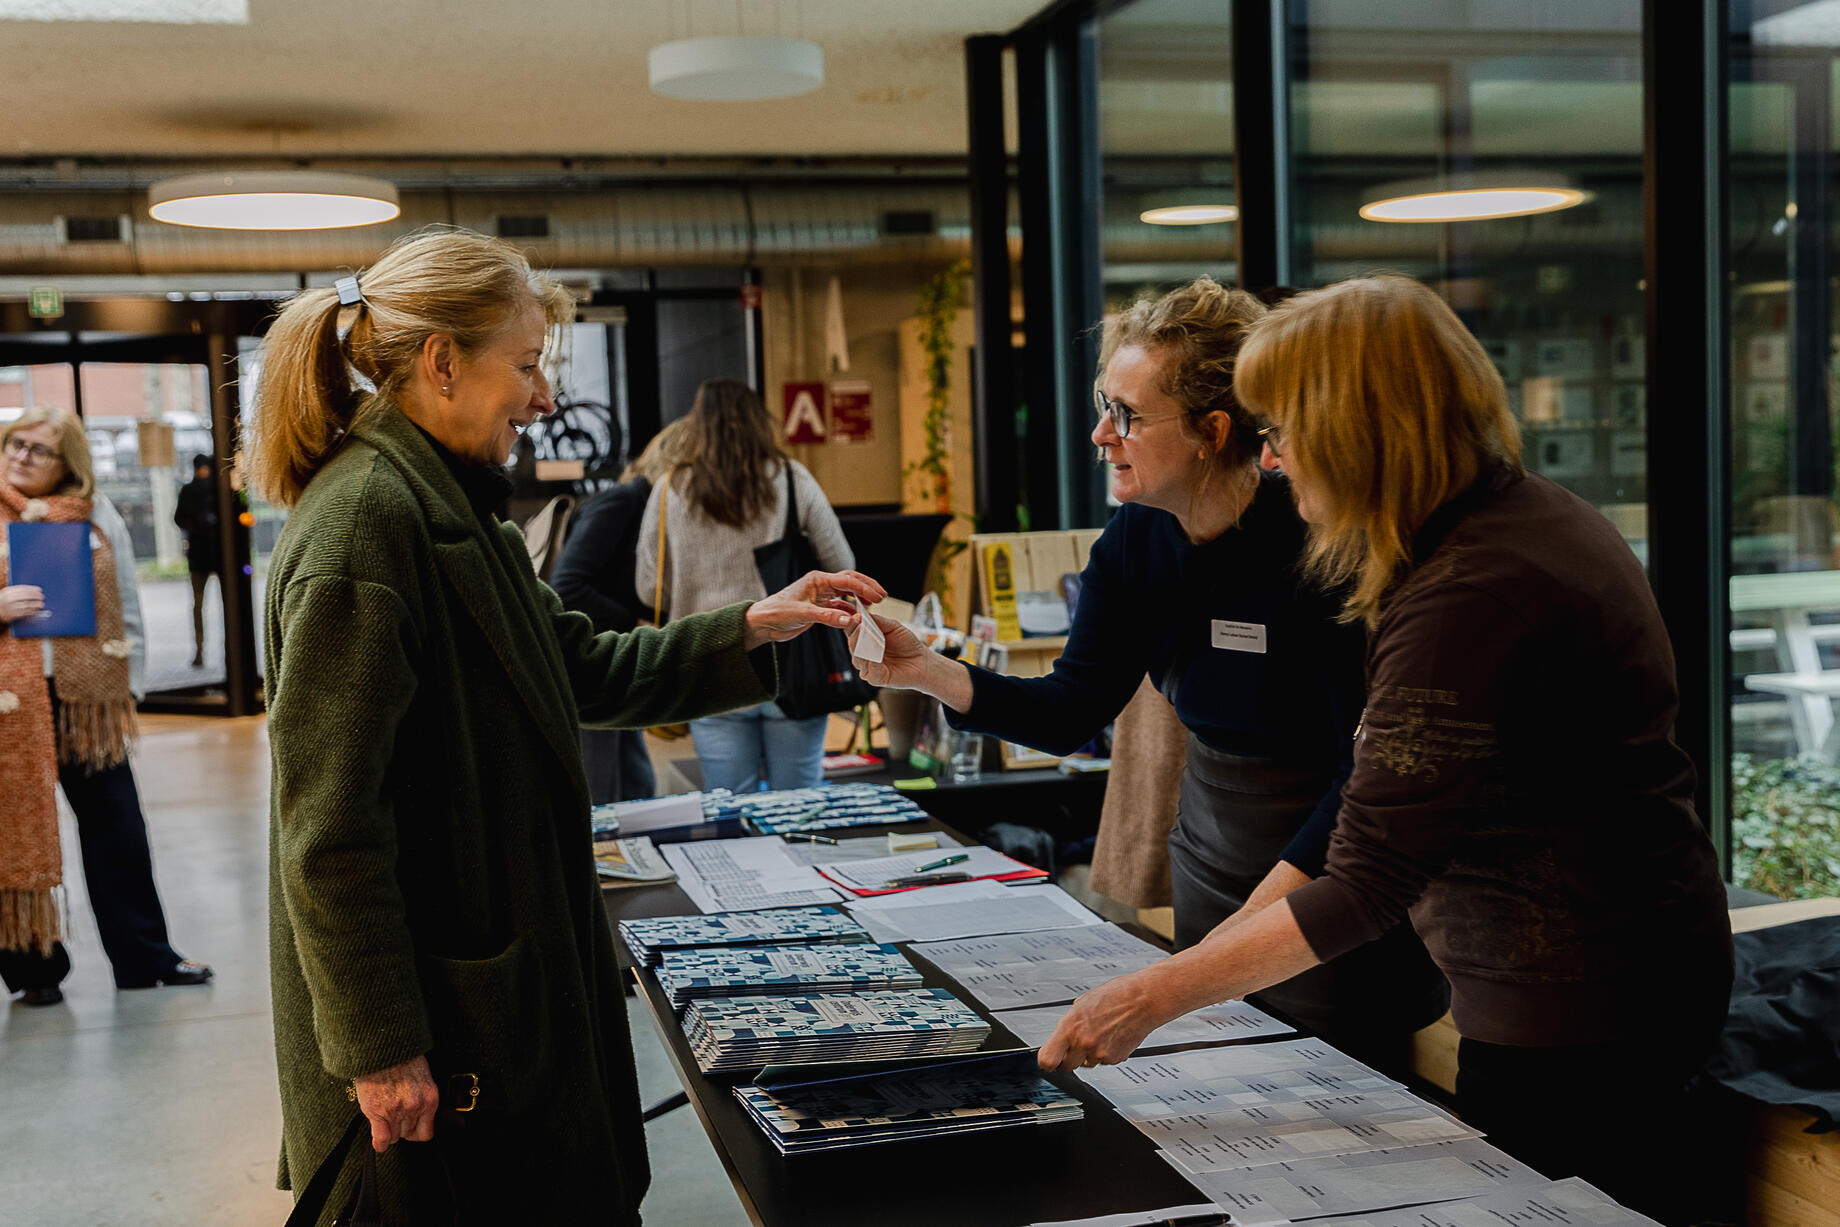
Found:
[1211,619,1267,654]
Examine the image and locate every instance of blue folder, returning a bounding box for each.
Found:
[7,521,97,638]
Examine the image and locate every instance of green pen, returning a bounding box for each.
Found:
[912,852,969,873]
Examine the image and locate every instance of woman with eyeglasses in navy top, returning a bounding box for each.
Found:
[854,278,1448,1076]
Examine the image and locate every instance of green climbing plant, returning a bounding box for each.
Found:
[909,258,972,611]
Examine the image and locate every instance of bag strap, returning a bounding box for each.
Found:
[779,462,800,545]
[284,1114,371,1227]
[654,472,671,627]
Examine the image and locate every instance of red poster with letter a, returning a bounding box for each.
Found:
[782,382,828,444]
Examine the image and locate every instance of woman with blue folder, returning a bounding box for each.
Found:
[0,407,212,1005]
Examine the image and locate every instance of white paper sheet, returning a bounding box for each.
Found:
[1144,1089,1482,1173]
[660,836,847,913]
[1275,1177,1657,1227]
[1160,1138,1551,1226]
[1075,1040,1399,1121]
[847,882,1103,943]
[814,845,1044,892]
[997,999,1293,1054]
[608,791,704,835]
[911,924,1167,1008]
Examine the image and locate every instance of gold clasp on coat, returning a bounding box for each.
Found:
[448,1072,480,1113]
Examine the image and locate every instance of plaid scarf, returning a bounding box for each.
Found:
[0,478,137,954]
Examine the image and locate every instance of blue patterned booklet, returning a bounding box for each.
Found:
[733,1053,1083,1155]
[618,906,872,966]
[657,942,921,1009]
[707,782,929,834]
[682,987,991,1073]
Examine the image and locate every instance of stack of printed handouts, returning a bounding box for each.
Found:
[734,1055,1082,1155]
[681,987,991,1073]
[655,942,923,1009]
[617,907,871,968]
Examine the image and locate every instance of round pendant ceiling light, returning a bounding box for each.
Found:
[148,171,401,230]
[1139,204,1240,226]
[648,36,824,101]
[1359,173,1589,223]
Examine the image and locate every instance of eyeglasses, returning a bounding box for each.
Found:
[1258,425,1283,458]
[1093,387,1192,439]
[3,437,62,467]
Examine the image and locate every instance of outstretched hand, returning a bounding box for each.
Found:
[743,570,887,651]
[1036,969,1162,1073]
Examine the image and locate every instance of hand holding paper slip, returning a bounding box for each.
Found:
[846,593,885,663]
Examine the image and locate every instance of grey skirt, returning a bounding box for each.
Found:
[1168,733,1449,1076]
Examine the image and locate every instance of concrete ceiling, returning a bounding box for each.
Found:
[0,0,1046,159]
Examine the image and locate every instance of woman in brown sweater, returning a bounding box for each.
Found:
[1038,275,1732,1224]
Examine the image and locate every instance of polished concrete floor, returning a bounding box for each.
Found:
[0,713,749,1226]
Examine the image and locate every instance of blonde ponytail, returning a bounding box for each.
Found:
[245,227,573,509]
[247,287,363,508]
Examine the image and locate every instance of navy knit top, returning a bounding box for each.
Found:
[947,473,1366,874]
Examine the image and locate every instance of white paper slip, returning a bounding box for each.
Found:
[1029,1205,1227,1227]
[849,594,886,664]
[848,882,1104,943]
[1144,1090,1482,1174]
[1159,1137,1550,1226]
[815,845,1045,893]
[1077,1041,1398,1121]
[1277,1177,1658,1227]
[608,791,704,835]
[999,999,1292,1054]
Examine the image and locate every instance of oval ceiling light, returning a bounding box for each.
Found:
[1140,204,1240,225]
[1360,174,1589,224]
[649,36,824,101]
[148,171,400,230]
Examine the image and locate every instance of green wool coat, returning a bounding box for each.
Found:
[265,402,774,1225]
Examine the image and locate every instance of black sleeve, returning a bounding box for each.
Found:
[550,490,642,634]
[945,516,1152,755]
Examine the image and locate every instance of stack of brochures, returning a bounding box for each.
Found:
[618,907,871,967]
[681,987,991,1073]
[706,782,929,835]
[656,942,922,1009]
[733,1057,1083,1155]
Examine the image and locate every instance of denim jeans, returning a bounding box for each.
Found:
[690,700,828,793]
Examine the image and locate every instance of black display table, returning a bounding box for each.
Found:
[603,819,1206,1227]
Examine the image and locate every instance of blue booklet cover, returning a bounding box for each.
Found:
[7,521,97,638]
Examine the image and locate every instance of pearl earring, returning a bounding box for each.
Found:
[441,385,450,396]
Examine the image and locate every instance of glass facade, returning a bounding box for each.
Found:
[1726,10,1840,899]
[1022,0,1840,891]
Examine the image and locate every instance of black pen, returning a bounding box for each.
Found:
[781,833,838,845]
[881,871,974,888]
[1159,1214,1232,1227]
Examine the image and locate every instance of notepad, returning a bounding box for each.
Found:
[6,522,96,638]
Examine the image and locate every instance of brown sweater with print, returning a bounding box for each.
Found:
[1286,469,1732,1047]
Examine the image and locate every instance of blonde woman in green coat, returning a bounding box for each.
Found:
[249,229,884,1226]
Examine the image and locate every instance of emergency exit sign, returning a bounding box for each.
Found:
[27,287,62,319]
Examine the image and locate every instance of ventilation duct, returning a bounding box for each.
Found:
[0,183,981,276]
